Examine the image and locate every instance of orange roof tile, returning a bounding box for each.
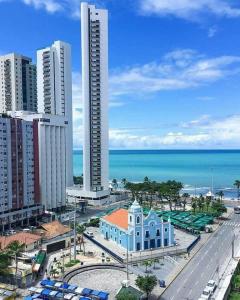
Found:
[39,220,71,239]
[103,208,128,230]
[0,232,41,250]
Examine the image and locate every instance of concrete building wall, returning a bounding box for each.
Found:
[37,41,73,187]
[100,202,175,252]
[81,3,109,196]
[12,111,68,211]
[0,114,42,228]
[0,53,37,113]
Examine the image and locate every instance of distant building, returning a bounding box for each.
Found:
[80,3,109,205]
[37,41,73,187]
[0,114,43,230]
[100,200,175,251]
[0,53,37,113]
[9,111,69,211]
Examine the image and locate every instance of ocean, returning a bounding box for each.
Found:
[73,150,240,199]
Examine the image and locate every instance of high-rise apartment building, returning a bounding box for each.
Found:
[80,3,109,205]
[0,53,37,113]
[0,114,42,230]
[11,111,69,211]
[37,41,73,187]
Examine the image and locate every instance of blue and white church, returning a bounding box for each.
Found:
[100,200,175,252]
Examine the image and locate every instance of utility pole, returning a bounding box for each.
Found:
[211,167,214,200]
[126,234,129,281]
[232,233,235,258]
[73,197,77,261]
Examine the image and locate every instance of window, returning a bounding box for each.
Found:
[136,216,140,224]
[165,228,168,232]
[145,231,149,238]
[136,231,140,236]
[130,216,132,222]
[156,229,160,236]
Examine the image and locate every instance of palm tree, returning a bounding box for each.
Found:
[181,193,190,211]
[152,258,159,269]
[7,241,25,286]
[216,191,224,202]
[206,197,211,212]
[135,275,157,300]
[121,178,127,188]
[234,180,240,200]
[50,268,59,278]
[142,260,152,273]
[76,224,86,254]
[191,198,197,214]
[112,178,118,191]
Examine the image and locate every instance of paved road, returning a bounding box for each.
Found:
[160,213,240,300]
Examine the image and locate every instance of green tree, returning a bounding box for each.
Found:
[73,175,83,185]
[234,180,240,200]
[191,198,197,214]
[0,252,10,275]
[76,224,86,254]
[206,197,211,212]
[216,191,224,202]
[50,268,59,278]
[181,193,190,211]
[112,178,118,191]
[121,178,127,188]
[135,275,157,300]
[153,258,159,269]
[142,260,153,273]
[7,241,25,286]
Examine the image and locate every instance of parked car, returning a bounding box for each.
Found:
[159,280,166,288]
[207,279,217,293]
[201,287,212,299]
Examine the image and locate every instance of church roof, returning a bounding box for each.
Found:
[102,208,128,230]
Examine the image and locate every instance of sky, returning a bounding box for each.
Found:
[0,0,240,149]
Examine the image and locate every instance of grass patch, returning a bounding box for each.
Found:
[65,259,80,267]
[229,292,240,300]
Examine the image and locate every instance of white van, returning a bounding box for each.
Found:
[86,231,94,237]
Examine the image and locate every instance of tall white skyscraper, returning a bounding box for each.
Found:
[0,53,37,113]
[80,2,109,205]
[37,41,73,187]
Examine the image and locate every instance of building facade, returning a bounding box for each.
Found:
[37,41,73,187]
[81,3,109,205]
[10,111,68,211]
[100,200,175,251]
[0,114,42,230]
[0,53,37,113]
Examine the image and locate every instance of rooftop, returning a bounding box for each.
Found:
[0,232,41,250]
[102,208,128,230]
[39,220,71,239]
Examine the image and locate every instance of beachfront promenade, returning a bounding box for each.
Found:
[160,212,240,300]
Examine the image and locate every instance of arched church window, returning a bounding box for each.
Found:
[137,216,140,224]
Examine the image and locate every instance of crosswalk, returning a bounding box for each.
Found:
[223,221,240,227]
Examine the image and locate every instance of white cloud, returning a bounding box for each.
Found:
[22,0,63,13]
[110,49,240,98]
[208,26,218,38]
[108,115,240,149]
[20,0,106,19]
[139,0,240,21]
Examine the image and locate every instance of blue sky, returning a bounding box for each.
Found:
[1,0,240,149]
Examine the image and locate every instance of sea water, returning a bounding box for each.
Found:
[73,150,240,199]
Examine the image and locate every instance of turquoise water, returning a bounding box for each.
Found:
[73,150,240,197]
